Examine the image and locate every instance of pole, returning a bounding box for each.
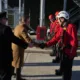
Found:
[63,0,67,10]
[22,2,24,16]
[4,0,8,12]
[19,0,21,20]
[40,0,45,27]
[0,0,2,12]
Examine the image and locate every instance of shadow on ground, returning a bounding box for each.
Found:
[23,59,80,66]
[21,74,62,80]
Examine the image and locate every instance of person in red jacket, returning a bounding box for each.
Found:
[39,11,78,80]
[51,11,62,63]
[48,14,56,56]
[48,12,60,58]
[48,14,55,38]
[48,11,61,63]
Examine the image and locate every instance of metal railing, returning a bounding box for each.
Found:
[68,5,80,23]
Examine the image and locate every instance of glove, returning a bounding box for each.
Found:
[23,43,28,49]
[28,43,34,48]
[39,43,46,49]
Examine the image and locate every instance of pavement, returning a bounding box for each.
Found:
[12,35,80,80]
[12,47,80,80]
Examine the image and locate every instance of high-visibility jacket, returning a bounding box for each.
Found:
[50,21,54,34]
[46,23,78,59]
[50,20,59,35]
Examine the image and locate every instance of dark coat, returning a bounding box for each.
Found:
[0,23,28,69]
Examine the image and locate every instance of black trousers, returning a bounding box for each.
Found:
[16,67,21,80]
[52,44,56,55]
[60,54,73,80]
[0,66,12,80]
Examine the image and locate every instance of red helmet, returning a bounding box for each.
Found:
[48,14,54,19]
[55,11,59,16]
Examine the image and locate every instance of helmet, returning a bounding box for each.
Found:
[48,14,54,19]
[55,11,59,16]
[57,11,69,20]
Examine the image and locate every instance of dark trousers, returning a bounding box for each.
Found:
[60,54,73,80]
[16,67,21,80]
[52,44,56,55]
[0,66,12,80]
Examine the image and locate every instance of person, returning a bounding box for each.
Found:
[12,16,34,80]
[48,14,56,56]
[48,11,61,63]
[0,12,28,80]
[48,14,55,38]
[39,11,78,80]
[51,11,61,63]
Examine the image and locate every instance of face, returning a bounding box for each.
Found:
[49,18,55,23]
[55,16,58,20]
[25,18,30,26]
[57,17,65,25]
[2,18,8,25]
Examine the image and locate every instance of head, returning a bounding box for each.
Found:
[48,14,55,22]
[0,12,8,25]
[55,11,59,20]
[19,16,30,26]
[57,11,69,27]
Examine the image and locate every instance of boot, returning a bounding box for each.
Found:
[52,57,60,63]
[50,52,55,56]
[55,69,63,76]
[20,78,26,80]
[16,68,26,80]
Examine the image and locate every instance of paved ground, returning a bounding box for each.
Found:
[12,35,80,80]
[12,47,80,80]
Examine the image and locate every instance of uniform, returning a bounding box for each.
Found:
[46,23,78,80]
[50,20,61,62]
[39,11,78,80]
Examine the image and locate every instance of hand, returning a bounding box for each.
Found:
[28,43,34,48]
[39,43,46,49]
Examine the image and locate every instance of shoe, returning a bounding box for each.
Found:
[52,58,60,63]
[50,52,55,56]
[12,73,16,77]
[20,78,26,80]
[55,69,62,76]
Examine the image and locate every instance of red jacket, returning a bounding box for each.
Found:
[50,22,54,34]
[50,20,59,34]
[46,23,78,59]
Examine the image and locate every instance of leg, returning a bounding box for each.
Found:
[50,45,56,56]
[55,51,63,75]
[63,54,73,80]
[12,66,16,77]
[52,44,61,63]
[16,68,21,80]
[16,67,25,80]
[0,66,12,80]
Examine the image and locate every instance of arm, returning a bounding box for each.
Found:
[46,27,62,47]
[20,27,32,43]
[4,27,28,49]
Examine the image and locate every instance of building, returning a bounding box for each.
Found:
[0,0,80,34]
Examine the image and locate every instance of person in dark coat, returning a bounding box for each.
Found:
[0,12,28,80]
